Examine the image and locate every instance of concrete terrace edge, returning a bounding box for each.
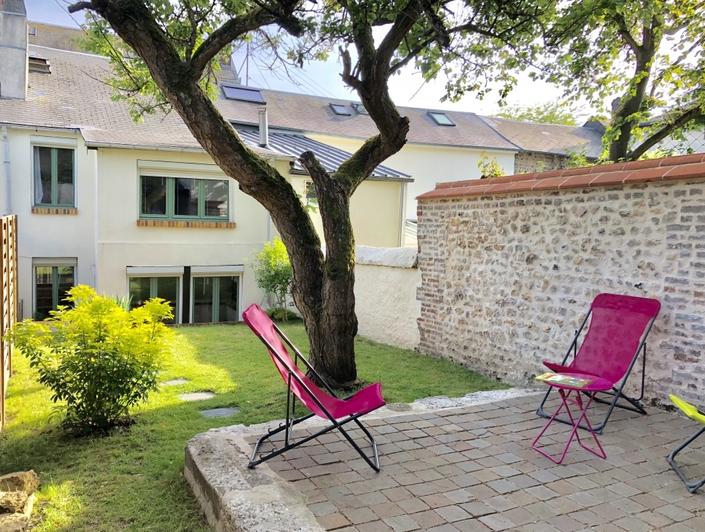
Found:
[184,387,540,532]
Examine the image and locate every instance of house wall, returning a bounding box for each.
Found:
[417,179,705,405]
[306,133,516,221]
[95,148,284,318]
[354,246,420,349]
[290,176,405,248]
[7,128,97,319]
[514,152,567,174]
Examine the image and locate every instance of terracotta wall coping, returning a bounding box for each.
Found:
[417,153,705,201]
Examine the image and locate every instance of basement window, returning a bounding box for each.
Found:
[329,103,351,116]
[221,85,265,104]
[428,111,455,126]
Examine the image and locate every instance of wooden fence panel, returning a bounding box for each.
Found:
[1,214,18,430]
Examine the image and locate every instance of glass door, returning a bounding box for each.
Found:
[192,276,239,323]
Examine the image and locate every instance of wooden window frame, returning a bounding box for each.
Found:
[33,146,76,208]
[139,175,230,222]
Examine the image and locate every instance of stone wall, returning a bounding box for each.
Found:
[354,246,420,350]
[514,152,567,174]
[417,177,705,404]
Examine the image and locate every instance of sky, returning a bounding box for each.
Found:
[26,0,576,118]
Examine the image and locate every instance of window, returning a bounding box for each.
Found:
[129,276,179,324]
[330,103,351,116]
[33,146,75,206]
[34,262,75,320]
[221,85,265,103]
[352,103,368,115]
[304,181,318,207]
[140,176,229,220]
[192,276,239,323]
[428,111,455,126]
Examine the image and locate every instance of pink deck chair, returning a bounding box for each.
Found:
[533,293,660,463]
[243,304,385,471]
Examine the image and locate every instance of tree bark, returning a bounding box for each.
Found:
[83,0,366,386]
[608,14,660,161]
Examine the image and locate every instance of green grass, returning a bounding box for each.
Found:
[0,323,505,531]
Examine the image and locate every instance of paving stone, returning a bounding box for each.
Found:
[178,391,215,401]
[435,505,472,523]
[199,407,240,418]
[161,378,189,386]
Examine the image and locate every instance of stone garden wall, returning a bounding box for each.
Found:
[416,154,705,404]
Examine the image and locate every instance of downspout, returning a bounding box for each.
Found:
[1,126,11,215]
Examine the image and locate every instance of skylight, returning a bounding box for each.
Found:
[352,103,368,115]
[330,103,352,116]
[221,86,265,104]
[428,111,455,126]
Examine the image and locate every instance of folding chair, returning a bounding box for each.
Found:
[536,293,661,434]
[242,304,385,472]
[667,394,705,493]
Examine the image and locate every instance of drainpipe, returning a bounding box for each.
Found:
[1,126,11,215]
[258,107,269,147]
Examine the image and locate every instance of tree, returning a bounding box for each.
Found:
[497,102,577,125]
[69,0,548,387]
[541,0,705,161]
[254,238,293,312]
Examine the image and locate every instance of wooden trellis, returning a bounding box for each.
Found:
[1,215,18,430]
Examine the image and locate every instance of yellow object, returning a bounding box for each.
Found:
[670,394,705,425]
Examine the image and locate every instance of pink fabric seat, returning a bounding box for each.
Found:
[243,304,385,471]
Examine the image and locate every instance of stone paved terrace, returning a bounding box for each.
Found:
[186,394,705,531]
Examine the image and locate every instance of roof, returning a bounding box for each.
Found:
[0,43,601,160]
[220,89,519,152]
[479,116,603,158]
[235,126,410,181]
[0,45,278,157]
[417,153,705,201]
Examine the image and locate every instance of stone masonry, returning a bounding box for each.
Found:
[416,154,705,405]
[514,151,567,175]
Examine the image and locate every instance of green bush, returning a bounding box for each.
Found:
[9,285,173,433]
[266,307,300,322]
[253,238,293,315]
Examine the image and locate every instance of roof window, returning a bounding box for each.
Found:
[330,103,351,116]
[428,111,455,126]
[352,103,368,115]
[28,55,50,74]
[221,85,265,104]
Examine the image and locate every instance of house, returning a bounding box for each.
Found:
[0,3,409,322]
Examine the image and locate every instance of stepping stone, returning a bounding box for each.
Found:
[179,392,216,402]
[200,407,240,419]
[162,378,189,387]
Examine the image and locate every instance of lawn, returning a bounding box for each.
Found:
[0,323,506,531]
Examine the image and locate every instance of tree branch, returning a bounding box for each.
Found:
[190,1,304,79]
[628,106,704,160]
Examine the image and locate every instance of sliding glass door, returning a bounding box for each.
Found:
[192,276,239,323]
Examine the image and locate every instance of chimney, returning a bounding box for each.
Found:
[258,107,269,147]
[0,0,28,100]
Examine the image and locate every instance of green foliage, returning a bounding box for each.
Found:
[497,102,577,126]
[9,285,173,433]
[540,0,705,159]
[266,307,300,322]
[477,154,504,178]
[253,238,293,310]
[565,150,594,168]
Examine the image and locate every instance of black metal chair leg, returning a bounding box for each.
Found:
[667,426,705,494]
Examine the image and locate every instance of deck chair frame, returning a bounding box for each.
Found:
[667,426,705,494]
[247,321,381,472]
[536,307,657,434]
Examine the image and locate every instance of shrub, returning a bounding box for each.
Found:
[266,307,299,322]
[9,285,173,433]
[477,155,504,178]
[253,238,293,315]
